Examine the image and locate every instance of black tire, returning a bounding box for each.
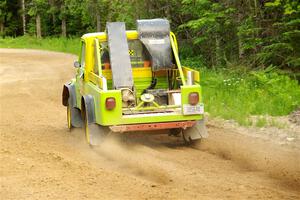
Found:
[81,97,109,146]
[67,98,82,130]
[67,103,72,129]
[169,128,182,137]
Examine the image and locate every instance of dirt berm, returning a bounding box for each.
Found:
[0,49,299,200]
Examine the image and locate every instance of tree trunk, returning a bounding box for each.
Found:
[93,0,100,31]
[134,0,140,20]
[107,3,111,22]
[61,18,66,37]
[253,0,257,17]
[48,0,56,29]
[96,14,101,32]
[36,14,41,38]
[165,5,171,21]
[215,36,222,66]
[0,22,4,36]
[237,12,243,59]
[238,36,244,59]
[21,0,26,35]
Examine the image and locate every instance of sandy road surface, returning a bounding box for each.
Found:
[0,49,299,200]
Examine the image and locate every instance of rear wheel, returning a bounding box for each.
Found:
[82,102,109,146]
[169,128,182,137]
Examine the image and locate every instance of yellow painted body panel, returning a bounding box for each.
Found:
[182,66,200,82]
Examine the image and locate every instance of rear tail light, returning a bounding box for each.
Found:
[189,92,199,105]
[105,97,116,110]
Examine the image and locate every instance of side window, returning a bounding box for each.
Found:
[100,42,110,70]
[97,39,151,69]
[128,40,151,68]
[93,39,101,75]
[80,42,86,68]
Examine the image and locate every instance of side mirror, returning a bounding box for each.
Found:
[74,61,81,68]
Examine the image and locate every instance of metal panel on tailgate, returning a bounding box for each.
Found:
[106,22,133,89]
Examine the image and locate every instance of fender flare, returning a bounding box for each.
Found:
[81,95,96,124]
[62,83,76,107]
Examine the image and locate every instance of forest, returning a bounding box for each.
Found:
[1,0,300,72]
[1,0,300,125]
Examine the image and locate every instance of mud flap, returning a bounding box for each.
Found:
[68,101,83,128]
[64,83,82,128]
[82,95,109,146]
[182,119,208,142]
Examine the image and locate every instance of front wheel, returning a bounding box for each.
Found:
[67,104,72,129]
[66,98,82,130]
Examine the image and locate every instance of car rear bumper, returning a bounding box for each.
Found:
[109,120,196,133]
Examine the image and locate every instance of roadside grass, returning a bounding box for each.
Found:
[197,67,300,126]
[255,117,268,128]
[269,118,287,129]
[0,36,80,55]
[1,36,299,127]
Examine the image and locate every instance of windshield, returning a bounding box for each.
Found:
[99,39,151,69]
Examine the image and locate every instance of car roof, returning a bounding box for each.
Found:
[81,30,139,42]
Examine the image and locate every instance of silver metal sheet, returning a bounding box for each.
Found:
[106,22,133,89]
[137,19,172,71]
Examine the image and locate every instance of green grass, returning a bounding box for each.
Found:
[269,118,287,129]
[1,36,300,127]
[255,117,268,127]
[198,67,300,126]
[0,36,80,55]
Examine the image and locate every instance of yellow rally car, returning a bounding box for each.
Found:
[62,19,207,145]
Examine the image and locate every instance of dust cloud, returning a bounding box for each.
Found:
[194,126,300,189]
[68,129,171,184]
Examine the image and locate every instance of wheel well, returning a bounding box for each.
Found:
[62,85,70,106]
[81,96,87,120]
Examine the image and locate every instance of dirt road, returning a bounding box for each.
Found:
[0,49,299,200]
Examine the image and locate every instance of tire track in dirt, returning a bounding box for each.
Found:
[1,49,299,199]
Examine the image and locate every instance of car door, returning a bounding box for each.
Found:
[76,41,86,106]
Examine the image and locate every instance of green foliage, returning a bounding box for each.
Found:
[200,67,300,125]
[255,117,268,128]
[237,17,262,54]
[179,0,237,66]
[181,56,206,68]
[0,0,22,36]
[1,0,299,73]
[27,0,48,16]
[259,0,300,70]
